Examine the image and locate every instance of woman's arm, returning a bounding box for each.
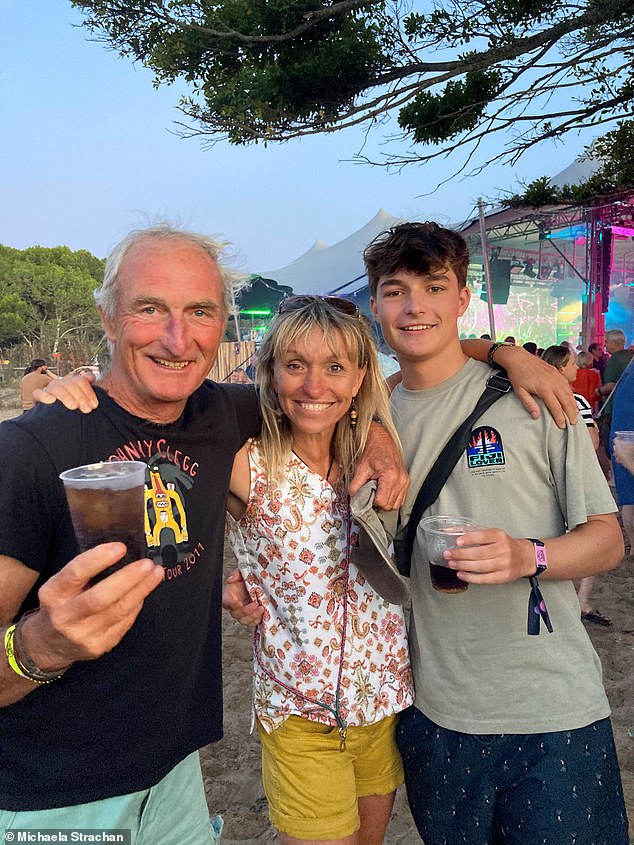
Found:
[32,371,99,413]
[386,341,579,428]
[227,445,250,519]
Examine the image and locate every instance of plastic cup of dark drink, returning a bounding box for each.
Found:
[59,461,147,580]
[420,515,479,594]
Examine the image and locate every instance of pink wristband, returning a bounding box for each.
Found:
[527,538,548,576]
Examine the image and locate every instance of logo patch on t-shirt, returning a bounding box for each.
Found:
[467,426,505,469]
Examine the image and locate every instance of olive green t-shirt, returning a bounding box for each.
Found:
[392,358,617,734]
[602,349,634,414]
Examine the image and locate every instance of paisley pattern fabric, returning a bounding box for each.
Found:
[227,442,413,733]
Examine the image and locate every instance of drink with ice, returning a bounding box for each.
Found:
[60,461,147,579]
[420,515,479,593]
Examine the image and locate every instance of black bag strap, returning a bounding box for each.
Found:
[400,371,512,572]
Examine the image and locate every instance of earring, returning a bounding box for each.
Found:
[350,397,358,430]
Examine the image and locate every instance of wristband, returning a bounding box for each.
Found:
[524,539,553,635]
[3,613,70,684]
[526,538,548,576]
[487,341,513,368]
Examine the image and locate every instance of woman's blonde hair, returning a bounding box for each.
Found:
[255,298,401,486]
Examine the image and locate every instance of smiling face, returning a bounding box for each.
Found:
[99,238,227,423]
[273,326,367,446]
[370,265,470,387]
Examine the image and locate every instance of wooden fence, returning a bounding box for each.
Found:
[208,340,256,383]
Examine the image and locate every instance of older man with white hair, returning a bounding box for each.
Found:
[596,329,634,454]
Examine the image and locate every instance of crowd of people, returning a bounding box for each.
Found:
[478,330,634,627]
[0,222,631,845]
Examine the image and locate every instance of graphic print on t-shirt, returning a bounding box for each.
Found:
[467,425,506,471]
[105,437,202,578]
[145,464,190,565]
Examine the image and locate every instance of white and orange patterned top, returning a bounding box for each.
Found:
[226,442,413,734]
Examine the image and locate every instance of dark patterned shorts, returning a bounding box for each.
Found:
[397,706,629,845]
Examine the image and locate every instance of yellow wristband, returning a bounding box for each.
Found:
[4,624,33,681]
[3,620,68,684]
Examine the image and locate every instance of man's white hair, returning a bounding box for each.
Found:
[604,329,626,347]
[94,224,246,320]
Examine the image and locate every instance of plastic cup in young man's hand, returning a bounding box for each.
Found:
[60,461,147,581]
[421,515,480,594]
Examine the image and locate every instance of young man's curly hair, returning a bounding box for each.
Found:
[364,222,470,297]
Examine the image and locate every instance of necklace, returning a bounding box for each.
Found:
[292,449,336,483]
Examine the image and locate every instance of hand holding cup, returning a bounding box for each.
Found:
[613,431,634,476]
[421,515,479,593]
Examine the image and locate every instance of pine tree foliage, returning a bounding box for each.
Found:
[70,0,633,168]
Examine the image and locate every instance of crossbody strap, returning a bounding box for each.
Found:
[399,371,511,574]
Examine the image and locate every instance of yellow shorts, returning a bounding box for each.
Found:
[257,714,404,841]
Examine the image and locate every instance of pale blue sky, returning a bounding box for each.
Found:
[1,0,598,273]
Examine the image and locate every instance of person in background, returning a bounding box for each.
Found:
[572,351,601,408]
[597,330,633,398]
[245,355,258,382]
[229,367,250,384]
[610,358,634,551]
[589,341,609,380]
[20,359,57,411]
[521,341,537,355]
[596,330,634,457]
[541,345,609,627]
[503,335,516,345]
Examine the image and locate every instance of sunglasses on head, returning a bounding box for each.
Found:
[277,295,360,318]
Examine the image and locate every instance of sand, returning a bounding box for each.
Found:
[0,393,630,843]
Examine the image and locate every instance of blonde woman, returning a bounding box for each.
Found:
[572,350,601,408]
[225,296,413,845]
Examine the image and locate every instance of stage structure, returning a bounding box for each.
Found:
[248,199,633,350]
[460,197,634,347]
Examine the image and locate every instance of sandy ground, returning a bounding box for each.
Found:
[0,392,631,843]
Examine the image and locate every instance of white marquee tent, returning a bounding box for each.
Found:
[253,152,632,344]
[256,153,603,298]
[258,208,403,296]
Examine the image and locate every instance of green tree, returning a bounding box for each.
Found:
[0,244,105,362]
[0,292,27,346]
[70,0,633,167]
[502,120,634,207]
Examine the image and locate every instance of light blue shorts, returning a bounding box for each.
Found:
[0,752,220,845]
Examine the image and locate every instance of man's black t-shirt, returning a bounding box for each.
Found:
[0,381,260,810]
